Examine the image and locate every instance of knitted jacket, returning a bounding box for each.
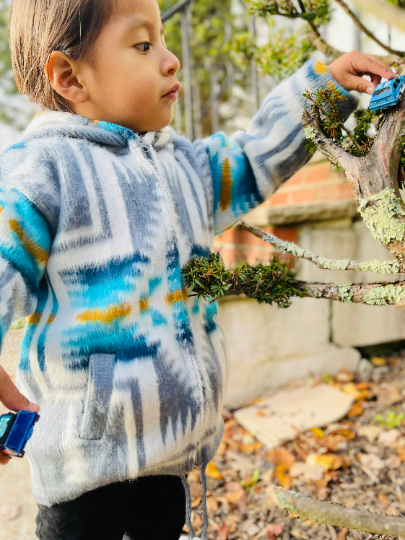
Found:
[0,60,356,507]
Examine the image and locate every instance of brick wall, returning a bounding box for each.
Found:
[213,160,356,268]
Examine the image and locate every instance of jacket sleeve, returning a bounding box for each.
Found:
[0,142,59,351]
[193,59,358,235]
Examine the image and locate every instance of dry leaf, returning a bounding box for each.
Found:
[347,403,363,418]
[337,528,348,540]
[311,427,324,439]
[207,496,219,512]
[315,454,335,471]
[191,496,202,508]
[267,448,295,470]
[265,524,284,538]
[216,522,229,540]
[336,371,354,383]
[397,446,405,462]
[378,492,389,508]
[240,442,263,453]
[276,465,292,488]
[206,461,223,480]
[372,356,387,366]
[359,453,385,471]
[358,426,383,443]
[343,383,363,400]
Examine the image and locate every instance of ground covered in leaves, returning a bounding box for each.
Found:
[184,352,405,540]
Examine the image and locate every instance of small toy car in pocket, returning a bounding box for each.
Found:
[369,75,405,112]
[0,410,39,458]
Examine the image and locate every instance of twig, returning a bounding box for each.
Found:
[333,0,405,57]
[350,0,405,33]
[240,221,401,274]
[328,524,338,540]
[269,485,405,537]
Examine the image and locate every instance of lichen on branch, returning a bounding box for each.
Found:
[270,485,405,537]
[240,221,401,274]
[358,188,405,244]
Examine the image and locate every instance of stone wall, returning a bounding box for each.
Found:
[216,159,405,409]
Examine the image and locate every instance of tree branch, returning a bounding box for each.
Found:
[302,107,358,191]
[350,0,405,33]
[269,485,405,537]
[332,0,405,57]
[306,23,341,59]
[240,221,401,274]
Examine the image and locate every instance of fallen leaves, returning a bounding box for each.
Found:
[207,461,224,480]
[182,363,405,540]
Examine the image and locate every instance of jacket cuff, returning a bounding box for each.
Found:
[303,60,359,121]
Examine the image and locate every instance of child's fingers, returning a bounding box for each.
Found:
[340,72,378,94]
[362,53,396,78]
[0,366,39,413]
[0,451,11,465]
[350,52,395,80]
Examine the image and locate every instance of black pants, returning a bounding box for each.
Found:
[35,475,186,540]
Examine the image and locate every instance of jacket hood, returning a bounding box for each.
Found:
[22,110,173,150]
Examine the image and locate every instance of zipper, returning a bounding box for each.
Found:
[128,137,206,456]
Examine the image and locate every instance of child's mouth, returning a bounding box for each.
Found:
[162,83,181,100]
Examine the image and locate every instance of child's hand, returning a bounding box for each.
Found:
[329,51,396,95]
[0,366,39,464]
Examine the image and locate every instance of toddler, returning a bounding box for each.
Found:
[0,0,394,538]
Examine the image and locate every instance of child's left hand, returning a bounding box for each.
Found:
[329,51,396,95]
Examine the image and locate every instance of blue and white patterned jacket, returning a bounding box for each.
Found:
[0,60,356,507]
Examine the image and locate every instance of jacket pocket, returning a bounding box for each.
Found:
[80,353,115,440]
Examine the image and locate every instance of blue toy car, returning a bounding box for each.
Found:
[369,75,405,112]
[0,410,39,458]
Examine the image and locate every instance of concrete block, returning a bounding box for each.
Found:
[219,296,360,409]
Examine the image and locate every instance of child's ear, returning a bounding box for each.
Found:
[45,51,90,105]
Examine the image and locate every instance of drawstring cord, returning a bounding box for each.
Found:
[182,475,196,540]
[201,460,209,540]
[181,457,209,540]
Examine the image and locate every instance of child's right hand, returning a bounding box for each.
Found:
[0,366,39,464]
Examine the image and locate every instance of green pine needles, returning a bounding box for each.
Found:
[304,88,384,159]
[182,253,307,308]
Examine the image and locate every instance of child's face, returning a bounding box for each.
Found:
[73,0,180,132]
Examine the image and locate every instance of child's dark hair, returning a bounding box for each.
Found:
[10,0,115,113]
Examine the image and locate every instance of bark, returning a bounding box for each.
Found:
[303,100,405,270]
[228,277,405,305]
[269,485,405,537]
[240,221,401,274]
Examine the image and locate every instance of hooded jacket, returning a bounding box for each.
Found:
[0,60,356,508]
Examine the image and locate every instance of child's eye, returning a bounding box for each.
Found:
[134,42,152,53]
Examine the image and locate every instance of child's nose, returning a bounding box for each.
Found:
[164,49,180,76]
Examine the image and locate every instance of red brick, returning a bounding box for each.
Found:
[303,163,334,184]
[269,192,289,206]
[319,182,355,201]
[284,171,303,187]
[273,227,298,244]
[215,228,237,243]
[290,187,318,203]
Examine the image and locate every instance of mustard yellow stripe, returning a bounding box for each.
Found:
[27,312,42,325]
[220,158,232,211]
[9,219,48,265]
[76,303,132,324]
[139,298,149,312]
[314,61,328,75]
[47,314,56,325]
[165,288,188,305]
